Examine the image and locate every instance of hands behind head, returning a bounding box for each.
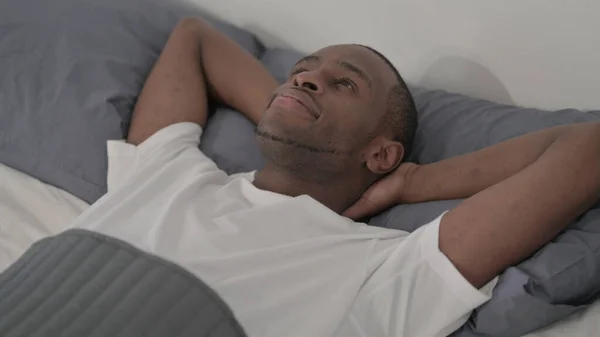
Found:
[343,162,420,221]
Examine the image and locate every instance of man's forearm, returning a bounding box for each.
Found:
[438,122,600,288]
[182,18,278,124]
[402,123,586,203]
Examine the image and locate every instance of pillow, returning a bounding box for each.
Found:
[369,88,600,337]
[201,107,265,175]
[0,0,263,204]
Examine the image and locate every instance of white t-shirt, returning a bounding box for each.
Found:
[71,122,495,337]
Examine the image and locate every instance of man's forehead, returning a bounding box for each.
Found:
[314,44,370,58]
[311,44,396,86]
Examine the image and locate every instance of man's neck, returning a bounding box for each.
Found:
[253,164,363,214]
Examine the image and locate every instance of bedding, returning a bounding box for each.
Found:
[525,303,600,337]
[1,0,600,335]
[0,0,263,204]
[0,163,87,272]
[0,229,247,337]
[0,161,247,336]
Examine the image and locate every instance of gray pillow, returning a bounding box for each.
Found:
[201,107,265,175]
[369,88,600,337]
[0,0,263,204]
[203,48,600,336]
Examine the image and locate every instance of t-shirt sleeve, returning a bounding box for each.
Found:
[106,122,219,192]
[347,213,497,337]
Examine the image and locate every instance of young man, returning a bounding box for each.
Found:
[73,17,600,337]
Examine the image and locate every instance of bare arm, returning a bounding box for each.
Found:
[128,18,278,145]
[405,122,600,287]
[403,124,572,203]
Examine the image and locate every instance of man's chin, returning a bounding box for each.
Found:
[255,125,297,147]
[256,117,296,143]
[256,126,343,156]
[255,126,284,144]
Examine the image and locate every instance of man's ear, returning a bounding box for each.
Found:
[364,138,405,175]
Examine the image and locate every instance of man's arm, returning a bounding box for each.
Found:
[402,124,573,203]
[405,122,600,288]
[127,18,278,145]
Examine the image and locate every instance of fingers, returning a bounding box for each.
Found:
[343,172,405,221]
[343,197,388,221]
[342,198,372,221]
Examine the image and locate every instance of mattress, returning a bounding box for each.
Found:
[0,161,598,336]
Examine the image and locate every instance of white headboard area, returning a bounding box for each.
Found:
[189,0,599,111]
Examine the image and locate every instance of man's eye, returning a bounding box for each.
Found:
[335,78,357,91]
[291,67,308,76]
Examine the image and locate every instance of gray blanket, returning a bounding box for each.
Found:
[0,229,248,337]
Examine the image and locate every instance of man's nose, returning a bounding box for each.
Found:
[293,71,323,94]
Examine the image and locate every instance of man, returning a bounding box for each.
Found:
[72,17,600,337]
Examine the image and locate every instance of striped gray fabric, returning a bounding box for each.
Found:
[0,229,248,337]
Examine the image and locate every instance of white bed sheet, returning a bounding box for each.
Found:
[524,303,600,337]
[0,163,88,272]
[0,162,598,336]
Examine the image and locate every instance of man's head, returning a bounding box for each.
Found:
[256,44,417,188]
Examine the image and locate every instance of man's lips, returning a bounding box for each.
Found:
[275,92,320,119]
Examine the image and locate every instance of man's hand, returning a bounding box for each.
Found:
[348,122,600,289]
[343,163,419,220]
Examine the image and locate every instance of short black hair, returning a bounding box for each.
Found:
[357,45,418,159]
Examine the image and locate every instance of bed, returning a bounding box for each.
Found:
[1,0,599,336]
